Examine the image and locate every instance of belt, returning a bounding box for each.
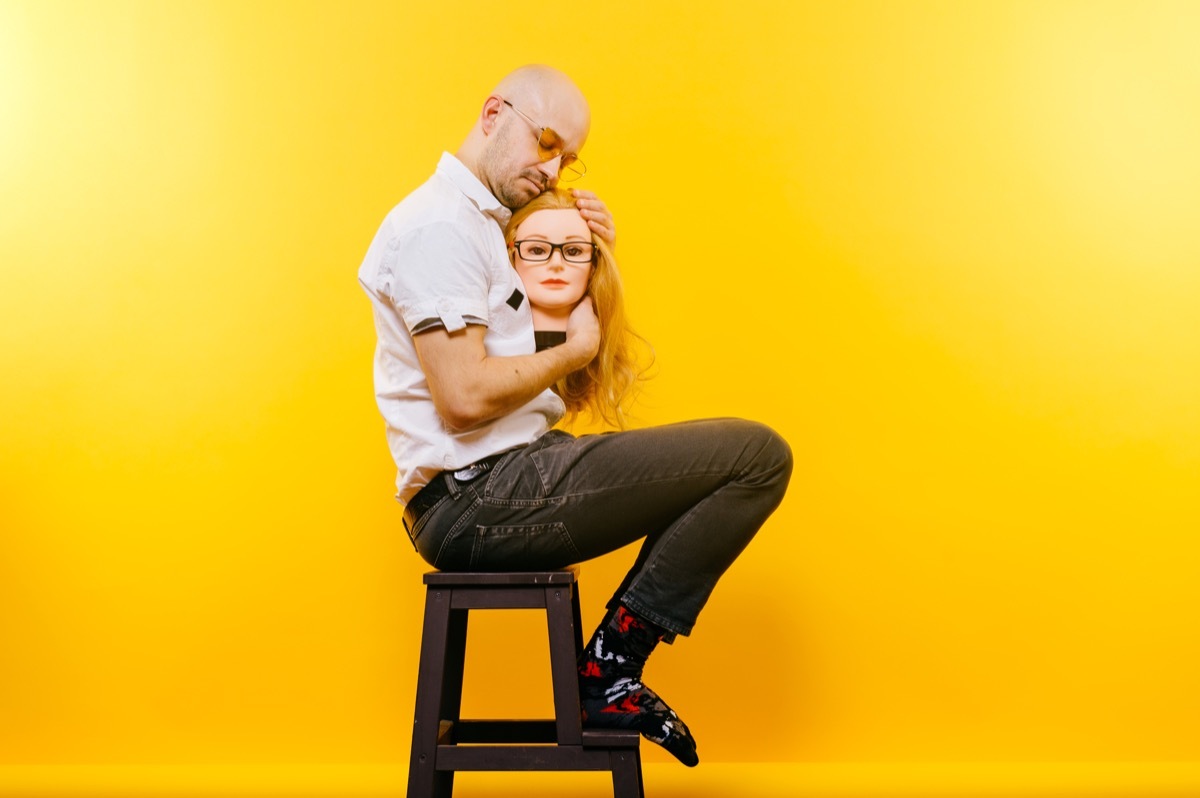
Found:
[402,451,510,534]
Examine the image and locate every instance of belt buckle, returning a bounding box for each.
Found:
[452,463,486,481]
[452,453,502,482]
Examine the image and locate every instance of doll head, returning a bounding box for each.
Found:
[506,189,619,332]
[505,189,644,425]
[508,207,594,330]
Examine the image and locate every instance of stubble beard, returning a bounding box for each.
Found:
[480,127,547,210]
[496,168,546,210]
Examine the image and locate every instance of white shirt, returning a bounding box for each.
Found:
[359,153,565,505]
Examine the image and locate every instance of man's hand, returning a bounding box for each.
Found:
[571,189,616,248]
[565,296,601,362]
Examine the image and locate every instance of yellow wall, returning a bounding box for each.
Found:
[2,0,1198,770]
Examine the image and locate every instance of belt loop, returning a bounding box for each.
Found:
[443,471,461,498]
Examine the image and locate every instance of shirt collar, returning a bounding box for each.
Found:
[436,152,512,227]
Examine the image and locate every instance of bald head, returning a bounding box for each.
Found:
[492,65,591,129]
[458,65,591,210]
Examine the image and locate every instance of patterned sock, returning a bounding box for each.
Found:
[578,605,699,767]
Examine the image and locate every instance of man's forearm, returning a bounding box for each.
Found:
[414,324,596,432]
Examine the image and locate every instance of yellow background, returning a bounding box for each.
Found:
[3,0,1199,790]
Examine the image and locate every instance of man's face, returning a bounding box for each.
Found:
[480,96,588,210]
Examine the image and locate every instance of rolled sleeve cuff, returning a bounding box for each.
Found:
[403,298,488,335]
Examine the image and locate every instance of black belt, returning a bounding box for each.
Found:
[402,451,510,534]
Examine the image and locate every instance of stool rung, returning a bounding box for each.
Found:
[449,587,551,609]
[445,719,557,744]
[582,729,642,749]
[440,720,642,750]
[436,744,623,772]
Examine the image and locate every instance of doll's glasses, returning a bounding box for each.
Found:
[512,240,596,264]
[501,99,587,181]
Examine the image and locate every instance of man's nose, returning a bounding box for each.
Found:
[536,155,562,185]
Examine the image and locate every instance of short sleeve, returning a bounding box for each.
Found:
[381,221,492,334]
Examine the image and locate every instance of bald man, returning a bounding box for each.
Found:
[359,65,792,768]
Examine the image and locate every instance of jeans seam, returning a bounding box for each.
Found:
[482,496,566,509]
[432,493,481,568]
[409,493,451,544]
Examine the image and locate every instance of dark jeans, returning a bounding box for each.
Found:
[405,418,793,638]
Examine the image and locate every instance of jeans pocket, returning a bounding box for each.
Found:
[468,522,581,571]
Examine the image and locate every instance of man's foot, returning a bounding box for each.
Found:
[581,671,699,766]
[578,605,699,767]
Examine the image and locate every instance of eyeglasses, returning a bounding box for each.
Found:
[501,99,587,181]
[512,240,596,264]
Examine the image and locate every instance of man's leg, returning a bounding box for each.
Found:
[468,417,793,636]
[414,418,792,764]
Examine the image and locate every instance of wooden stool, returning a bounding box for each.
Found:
[407,568,644,798]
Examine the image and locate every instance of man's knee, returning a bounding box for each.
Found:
[703,417,793,486]
[739,419,793,495]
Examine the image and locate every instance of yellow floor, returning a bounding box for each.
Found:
[3,763,1200,797]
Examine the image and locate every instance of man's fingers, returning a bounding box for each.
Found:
[585,216,614,242]
[571,189,616,248]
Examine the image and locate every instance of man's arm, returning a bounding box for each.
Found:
[414,297,600,432]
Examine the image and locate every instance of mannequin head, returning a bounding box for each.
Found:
[504,189,646,426]
[505,189,616,331]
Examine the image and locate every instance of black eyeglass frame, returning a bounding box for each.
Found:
[511,239,597,264]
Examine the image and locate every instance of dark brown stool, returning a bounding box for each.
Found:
[407,568,644,798]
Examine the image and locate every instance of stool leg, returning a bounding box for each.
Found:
[609,749,645,798]
[408,586,465,798]
[441,606,468,725]
[545,584,583,745]
[571,583,585,655]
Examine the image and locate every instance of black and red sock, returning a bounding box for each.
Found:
[578,605,699,767]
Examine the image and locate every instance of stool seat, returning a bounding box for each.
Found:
[407,568,644,798]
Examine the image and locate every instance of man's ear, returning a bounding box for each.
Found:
[480,96,504,136]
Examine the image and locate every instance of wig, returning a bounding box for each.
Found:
[505,189,651,427]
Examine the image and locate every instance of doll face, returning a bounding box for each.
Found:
[511,208,594,315]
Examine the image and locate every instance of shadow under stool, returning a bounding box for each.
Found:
[407,567,644,798]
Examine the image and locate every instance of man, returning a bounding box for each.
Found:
[359,65,792,767]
